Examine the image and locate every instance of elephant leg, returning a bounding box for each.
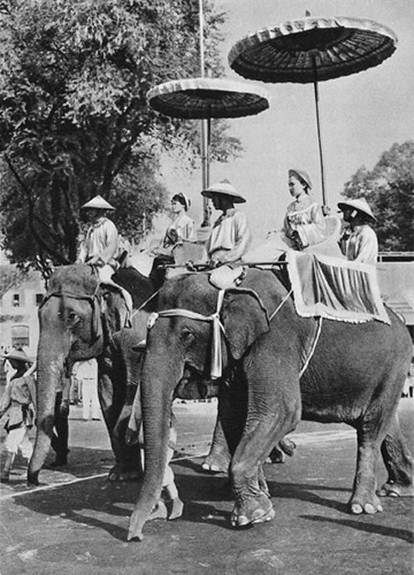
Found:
[349,428,384,515]
[350,366,411,514]
[98,361,141,482]
[230,409,298,528]
[202,416,231,473]
[202,373,247,474]
[378,413,414,498]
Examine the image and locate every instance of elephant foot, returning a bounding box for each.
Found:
[279,437,296,457]
[168,497,184,520]
[201,450,230,474]
[349,492,383,515]
[230,493,275,528]
[148,500,168,521]
[377,481,414,498]
[27,469,40,486]
[266,438,297,464]
[107,465,141,482]
[266,447,285,464]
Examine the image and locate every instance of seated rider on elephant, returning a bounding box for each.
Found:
[201,180,252,268]
[77,195,133,312]
[338,197,378,266]
[282,168,327,251]
[150,193,196,288]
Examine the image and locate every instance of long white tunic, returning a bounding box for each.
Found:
[206,208,251,264]
[341,224,378,266]
[78,217,120,268]
[163,213,195,247]
[283,195,326,248]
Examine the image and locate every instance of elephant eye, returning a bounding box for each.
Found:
[180,328,195,344]
[67,311,82,325]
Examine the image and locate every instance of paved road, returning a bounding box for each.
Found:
[0,399,413,574]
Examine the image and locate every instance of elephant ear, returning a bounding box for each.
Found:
[222,290,270,360]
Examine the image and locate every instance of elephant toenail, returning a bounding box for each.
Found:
[351,503,363,514]
[364,504,375,514]
[236,515,249,527]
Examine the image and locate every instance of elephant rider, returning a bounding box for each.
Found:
[77,195,132,313]
[337,198,378,266]
[150,192,196,288]
[282,168,326,250]
[201,180,251,268]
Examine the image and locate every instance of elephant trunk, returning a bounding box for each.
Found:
[128,346,181,541]
[28,331,69,485]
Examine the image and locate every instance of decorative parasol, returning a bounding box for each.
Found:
[147,77,269,119]
[147,77,269,225]
[228,15,398,206]
[147,0,270,226]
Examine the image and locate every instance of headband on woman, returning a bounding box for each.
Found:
[172,193,190,211]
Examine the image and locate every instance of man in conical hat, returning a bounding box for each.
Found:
[338,197,378,266]
[201,179,251,267]
[78,195,119,269]
[78,195,132,312]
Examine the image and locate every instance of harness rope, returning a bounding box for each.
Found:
[145,282,322,380]
[130,288,161,320]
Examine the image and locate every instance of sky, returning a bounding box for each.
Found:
[159,0,414,243]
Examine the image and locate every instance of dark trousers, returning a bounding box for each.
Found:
[51,391,69,457]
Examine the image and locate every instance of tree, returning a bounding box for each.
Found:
[0,0,241,274]
[0,264,28,298]
[342,141,414,252]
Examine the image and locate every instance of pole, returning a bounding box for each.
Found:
[312,56,327,208]
[199,0,211,226]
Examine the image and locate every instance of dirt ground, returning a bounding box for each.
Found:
[0,399,413,575]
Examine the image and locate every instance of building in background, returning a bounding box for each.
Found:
[0,265,45,359]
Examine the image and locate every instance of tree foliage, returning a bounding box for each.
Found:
[342,141,414,252]
[0,264,28,298]
[0,0,241,274]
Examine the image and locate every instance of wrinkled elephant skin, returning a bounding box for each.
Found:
[129,269,413,540]
[28,264,155,485]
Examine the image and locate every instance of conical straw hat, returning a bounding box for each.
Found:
[81,195,115,211]
[337,197,376,221]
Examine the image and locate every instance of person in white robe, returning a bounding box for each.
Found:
[282,168,326,250]
[201,180,251,267]
[338,198,378,266]
[78,195,132,311]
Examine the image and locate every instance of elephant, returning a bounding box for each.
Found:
[27,263,157,486]
[127,268,413,540]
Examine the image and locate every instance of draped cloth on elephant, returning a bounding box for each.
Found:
[288,251,390,324]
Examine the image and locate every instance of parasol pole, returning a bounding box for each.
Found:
[199,0,211,226]
[312,54,327,208]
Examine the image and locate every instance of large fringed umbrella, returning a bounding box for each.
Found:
[147,77,269,222]
[228,15,398,206]
[147,1,270,226]
[147,77,269,119]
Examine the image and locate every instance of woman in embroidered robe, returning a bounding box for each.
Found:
[161,193,195,251]
[150,193,196,287]
[283,169,326,250]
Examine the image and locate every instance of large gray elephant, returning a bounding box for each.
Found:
[27,264,156,485]
[128,268,413,540]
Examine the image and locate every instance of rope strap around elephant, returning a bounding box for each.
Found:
[146,290,226,379]
[299,317,323,378]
